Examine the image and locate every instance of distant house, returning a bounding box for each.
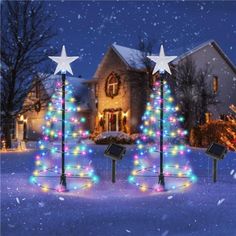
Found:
[172,40,236,119]
[13,40,236,140]
[14,75,90,141]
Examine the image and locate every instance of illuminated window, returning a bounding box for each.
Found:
[108,77,118,95]
[205,112,212,123]
[105,72,120,98]
[213,76,218,94]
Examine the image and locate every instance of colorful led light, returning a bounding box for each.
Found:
[129,80,196,192]
[30,82,98,192]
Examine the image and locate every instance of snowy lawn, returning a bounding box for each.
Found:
[1,145,236,236]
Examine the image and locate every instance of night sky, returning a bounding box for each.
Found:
[47,1,236,79]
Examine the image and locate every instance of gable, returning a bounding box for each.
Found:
[93,46,129,80]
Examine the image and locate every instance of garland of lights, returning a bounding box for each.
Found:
[128,80,197,192]
[30,81,99,192]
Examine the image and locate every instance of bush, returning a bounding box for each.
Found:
[190,120,236,150]
[94,131,134,145]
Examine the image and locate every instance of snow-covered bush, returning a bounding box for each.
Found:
[94,131,134,144]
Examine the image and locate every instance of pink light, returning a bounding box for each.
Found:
[36,155,40,160]
[184,166,188,170]
[134,155,138,159]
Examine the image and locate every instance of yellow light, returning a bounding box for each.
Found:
[132,170,137,176]
[168,97,174,102]
[33,170,39,176]
[178,172,183,177]
[185,182,190,187]
[70,97,75,102]
[175,164,179,169]
[77,165,81,169]
[40,145,44,150]
[138,144,143,149]
[77,107,81,111]
[140,184,147,192]
[42,185,49,192]
[36,160,41,166]
[80,172,84,177]
[134,160,139,165]
[172,150,177,155]
[87,182,92,188]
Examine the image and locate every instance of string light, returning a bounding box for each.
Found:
[129,80,197,192]
[30,82,99,192]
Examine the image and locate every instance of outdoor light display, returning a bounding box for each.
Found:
[128,45,197,192]
[128,81,197,192]
[30,81,99,192]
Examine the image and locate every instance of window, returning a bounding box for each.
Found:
[205,112,212,123]
[108,77,118,96]
[105,72,120,98]
[213,76,218,94]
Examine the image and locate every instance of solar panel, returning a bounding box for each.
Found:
[206,143,227,160]
[104,143,126,161]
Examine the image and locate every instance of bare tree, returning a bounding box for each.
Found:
[172,57,218,134]
[0,0,56,148]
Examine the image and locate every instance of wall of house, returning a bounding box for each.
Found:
[185,44,236,118]
[25,109,46,140]
[94,47,132,133]
[129,72,149,133]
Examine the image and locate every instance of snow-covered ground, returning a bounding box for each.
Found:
[1,145,236,236]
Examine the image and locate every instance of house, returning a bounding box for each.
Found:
[12,39,236,140]
[172,40,236,119]
[89,40,236,134]
[86,43,151,135]
[14,75,91,141]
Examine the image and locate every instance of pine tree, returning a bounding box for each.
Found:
[30,81,99,192]
[128,80,196,192]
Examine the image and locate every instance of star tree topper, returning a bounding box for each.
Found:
[49,45,78,75]
[147,45,177,75]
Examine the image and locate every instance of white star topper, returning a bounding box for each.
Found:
[147,45,177,75]
[49,45,78,75]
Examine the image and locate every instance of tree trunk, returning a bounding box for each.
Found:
[2,117,13,149]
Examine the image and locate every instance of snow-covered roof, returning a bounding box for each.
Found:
[109,40,236,74]
[172,40,236,73]
[111,43,147,70]
[41,74,90,111]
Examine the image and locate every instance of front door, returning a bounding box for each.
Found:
[107,112,118,131]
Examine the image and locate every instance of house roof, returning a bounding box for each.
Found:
[109,40,236,74]
[41,75,90,111]
[111,43,146,70]
[172,40,236,74]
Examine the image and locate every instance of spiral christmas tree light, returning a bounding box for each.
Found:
[128,45,197,192]
[30,46,99,192]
